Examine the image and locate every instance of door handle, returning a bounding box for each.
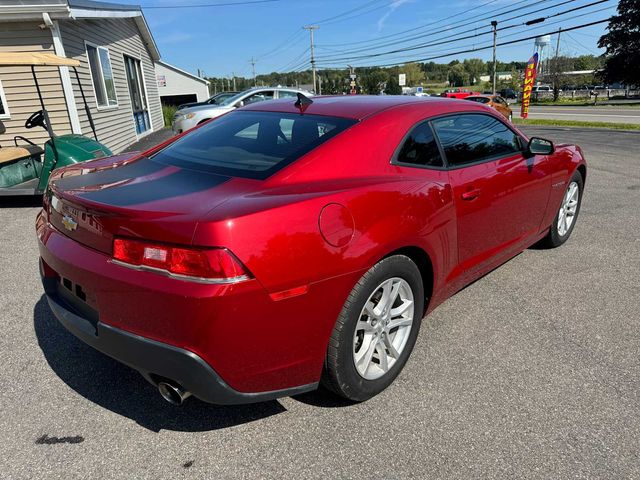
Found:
[461,188,481,200]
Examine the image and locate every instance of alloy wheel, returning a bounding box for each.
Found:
[557,181,579,236]
[352,277,414,380]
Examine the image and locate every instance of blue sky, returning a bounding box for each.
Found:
[114,0,618,77]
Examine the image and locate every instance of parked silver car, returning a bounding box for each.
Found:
[172,87,313,134]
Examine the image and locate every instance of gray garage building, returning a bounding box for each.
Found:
[155,61,210,107]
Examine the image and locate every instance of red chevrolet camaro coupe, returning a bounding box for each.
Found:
[37,95,586,406]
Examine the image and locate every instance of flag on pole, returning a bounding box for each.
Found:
[520,52,539,119]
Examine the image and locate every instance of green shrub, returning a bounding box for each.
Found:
[162,104,178,127]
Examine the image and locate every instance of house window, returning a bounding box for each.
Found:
[86,44,117,108]
[0,79,10,119]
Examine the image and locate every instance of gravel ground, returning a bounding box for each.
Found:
[0,126,638,479]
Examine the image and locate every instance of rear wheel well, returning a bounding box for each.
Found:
[384,246,433,312]
[197,118,211,125]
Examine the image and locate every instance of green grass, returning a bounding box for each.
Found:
[162,104,178,127]
[512,118,640,131]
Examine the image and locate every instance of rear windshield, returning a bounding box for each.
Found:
[152,111,356,179]
[466,96,491,104]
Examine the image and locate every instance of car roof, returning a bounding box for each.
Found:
[241,95,483,120]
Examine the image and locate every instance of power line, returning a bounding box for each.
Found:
[317,17,611,69]
[313,0,613,64]
[142,0,280,8]
[311,0,388,25]
[314,0,602,61]
[318,0,527,47]
[256,29,306,61]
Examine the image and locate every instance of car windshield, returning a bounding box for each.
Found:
[466,97,491,104]
[210,93,234,104]
[217,91,250,107]
[152,111,356,179]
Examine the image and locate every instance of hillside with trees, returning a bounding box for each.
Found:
[205,55,603,95]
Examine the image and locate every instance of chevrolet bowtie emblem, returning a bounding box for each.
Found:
[62,215,78,232]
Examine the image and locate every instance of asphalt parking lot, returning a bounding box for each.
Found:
[0,126,638,479]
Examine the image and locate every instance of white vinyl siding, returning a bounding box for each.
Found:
[59,17,163,153]
[0,21,72,147]
[85,43,117,108]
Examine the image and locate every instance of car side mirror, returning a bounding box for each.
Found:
[236,100,244,108]
[527,137,554,156]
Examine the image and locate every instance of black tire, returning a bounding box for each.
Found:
[322,255,425,402]
[538,170,584,248]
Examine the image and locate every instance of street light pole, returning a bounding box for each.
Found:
[304,25,319,93]
[491,20,498,95]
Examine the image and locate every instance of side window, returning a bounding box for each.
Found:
[396,121,444,168]
[277,90,298,99]
[432,114,521,167]
[243,91,275,105]
[86,44,117,108]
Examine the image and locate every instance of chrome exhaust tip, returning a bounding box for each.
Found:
[158,381,191,406]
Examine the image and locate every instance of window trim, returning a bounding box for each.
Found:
[429,112,526,170]
[122,52,154,139]
[84,41,118,111]
[391,119,448,171]
[0,79,10,119]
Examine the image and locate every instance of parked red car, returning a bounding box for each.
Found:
[440,88,481,99]
[37,95,586,405]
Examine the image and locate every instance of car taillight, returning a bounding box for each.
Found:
[112,238,250,282]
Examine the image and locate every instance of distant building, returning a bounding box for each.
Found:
[155,61,210,107]
[479,72,513,82]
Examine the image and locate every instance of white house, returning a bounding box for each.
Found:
[155,61,210,107]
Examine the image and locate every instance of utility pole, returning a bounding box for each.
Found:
[303,25,319,93]
[232,72,237,91]
[554,27,562,59]
[318,74,322,95]
[250,57,257,87]
[491,20,498,95]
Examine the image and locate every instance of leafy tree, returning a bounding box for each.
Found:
[463,58,485,85]
[573,54,603,71]
[361,69,389,94]
[401,62,425,86]
[448,63,469,87]
[384,75,402,95]
[598,0,640,86]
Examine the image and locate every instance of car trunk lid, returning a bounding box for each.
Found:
[47,155,248,254]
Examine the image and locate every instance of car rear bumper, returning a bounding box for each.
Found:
[36,212,358,403]
[42,275,316,404]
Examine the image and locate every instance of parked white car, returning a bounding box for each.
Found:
[172,87,313,134]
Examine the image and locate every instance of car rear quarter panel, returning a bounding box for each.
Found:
[194,104,462,293]
[193,106,457,382]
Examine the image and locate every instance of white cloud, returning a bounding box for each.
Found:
[377,0,411,31]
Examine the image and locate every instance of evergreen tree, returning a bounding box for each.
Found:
[598,0,640,85]
[384,76,402,95]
